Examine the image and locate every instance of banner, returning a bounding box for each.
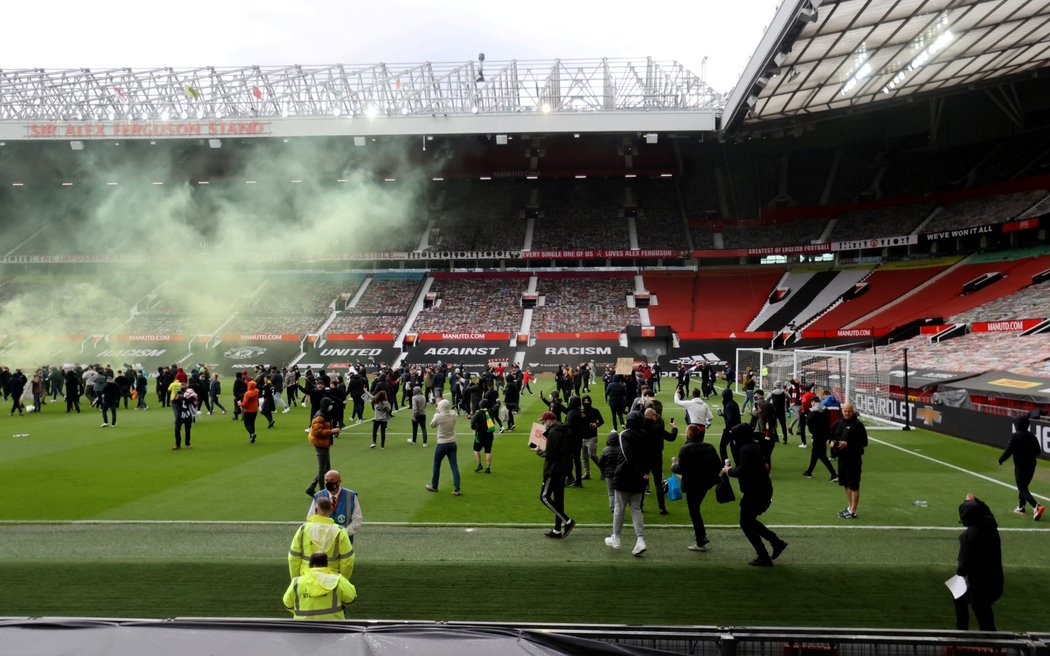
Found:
[852,391,1049,459]
[416,332,509,341]
[26,120,271,139]
[326,333,396,341]
[969,319,1045,333]
[403,341,515,372]
[521,249,678,259]
[221,333,299,342]
[522,340,633,373]
[297,341,400,370]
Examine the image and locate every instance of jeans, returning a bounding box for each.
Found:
[101,399,117,425]
[313,446,331,491]
[686,487,710,545]
[431,442,461,491]
[411,415,428,443]
[175,417,192,447]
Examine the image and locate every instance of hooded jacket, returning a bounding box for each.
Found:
[240,380,260,413]
[288,514,355,580]
[612,412,650,493]
[282,566,357,620]
[998,416,1041,471]
[721,388,741,430]
[957,497,1003,605]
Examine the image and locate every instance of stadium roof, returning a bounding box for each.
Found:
[0,59,720,141]
[722,0,1050,129]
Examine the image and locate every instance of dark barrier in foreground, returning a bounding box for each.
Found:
[0,618,1046,656]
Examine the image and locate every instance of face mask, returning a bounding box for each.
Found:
[324,481,339,492]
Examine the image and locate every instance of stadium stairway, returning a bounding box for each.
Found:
[394,276,435,350]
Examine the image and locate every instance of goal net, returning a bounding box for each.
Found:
[735,347,903,429]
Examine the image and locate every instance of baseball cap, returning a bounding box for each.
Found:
[539,411,557,422]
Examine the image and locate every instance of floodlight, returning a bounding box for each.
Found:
[541,102,551,113]
[208,139,222,149]
[365,105,379,119]
[70,141,84,151]
[495,134,508,145]
[353,136,366,147]
[645,133,658,144]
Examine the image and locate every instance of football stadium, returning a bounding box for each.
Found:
[2,0,1050,653]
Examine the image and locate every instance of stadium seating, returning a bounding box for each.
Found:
[721,219,827,249]
[864,332,1050,377]
[921,190,1048,233]
[428,180,530,251]
[227,280,356,335]
[530,179,630,250]
[410,275,527,334]
[644,267,785,333]
[808,260,958,331]
[825,204,936,240]
[531,274,637,332]
[851,252,1050,329]
[630,178,688,250]
[325,278,422,336]
[950,281,1050,323]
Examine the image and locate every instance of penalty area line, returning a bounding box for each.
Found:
[867,434,1049,503]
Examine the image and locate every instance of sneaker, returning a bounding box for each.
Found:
[370,443,377,449]
[423,442,428,447]
[632,538,647,557]
[544,530,563,539]
[452,490,461,496]
[250,434,256,444]
[604,535,622,549]
[485,467,491,474]
[498,427,506,434]
[101,423,108,427]
[562,519,576,538]
[771,540,788,560]
[407,439,416,444]
[659,508,669,515]
[1014,506,1026,515]
[282,408,290,414]
[1035,505,1045,521]
[475,463,483,472]
[748,557,773,567]
[582,473,591,480]
[687,543,707,552]
[798,443,807,448]
[830,476,839,482]
[802,472,813,478]
[572,481,583,488]
[838,509,856,519]
[424,484,437,492]
[172,445,181,450]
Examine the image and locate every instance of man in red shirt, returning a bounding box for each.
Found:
[796,383,817,447]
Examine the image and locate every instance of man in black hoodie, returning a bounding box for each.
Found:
[672,424,722,551]
[723,427,787,567]
[564,396,587,487]
[998,413,1044,520]
[538,410,576,539]
[605,375,627,430]
[718,387,741,462]
[954,494,1003,631]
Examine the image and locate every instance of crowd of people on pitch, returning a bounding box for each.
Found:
[4,356,1039,630]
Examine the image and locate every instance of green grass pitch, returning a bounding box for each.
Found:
[0,375,1047,629]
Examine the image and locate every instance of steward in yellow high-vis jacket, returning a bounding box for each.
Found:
[288,496,355,580]
[283,551,357,619]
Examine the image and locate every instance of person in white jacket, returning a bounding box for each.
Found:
[674,387,714,427]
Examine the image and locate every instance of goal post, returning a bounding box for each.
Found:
[734,347,903,429]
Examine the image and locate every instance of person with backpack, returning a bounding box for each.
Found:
[471,399,497,473]
[672,424,723,552]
